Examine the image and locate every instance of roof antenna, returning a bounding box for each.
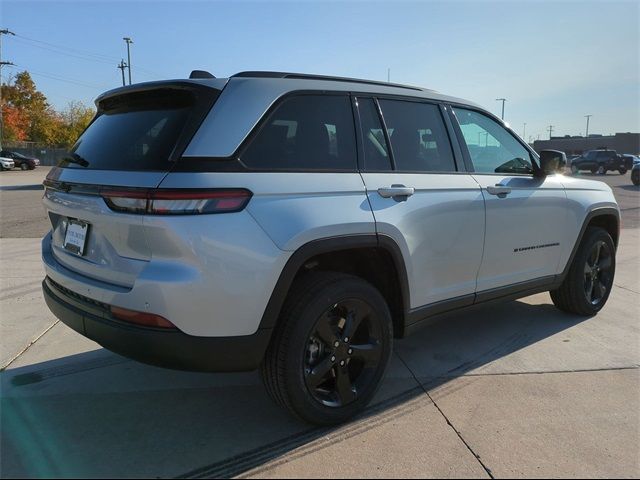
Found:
[190,70,216,79]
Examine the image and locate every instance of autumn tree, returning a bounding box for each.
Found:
[1,71,95,147]
[1,71,58,143]
[55,101,95,147]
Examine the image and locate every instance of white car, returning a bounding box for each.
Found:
[41,71,620,425]
[0,156,15,170]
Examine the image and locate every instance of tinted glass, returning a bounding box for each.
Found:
[379,100,456,172]
[453,108,533,175]
[60,90,201,171]
[241,95,356,170]
[356,98,391,171]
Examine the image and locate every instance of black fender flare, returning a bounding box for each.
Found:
[557,207,620,283]
[257,234,410,330]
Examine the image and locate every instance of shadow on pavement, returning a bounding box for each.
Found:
[1,298,588,478]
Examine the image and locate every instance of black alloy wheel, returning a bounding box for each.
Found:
[304,299,383,408]
[583,240,613,306]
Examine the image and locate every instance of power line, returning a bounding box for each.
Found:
[14,33,118,62]
[12,36,115,66]
[9,32,163,79]
[5,63,110,90]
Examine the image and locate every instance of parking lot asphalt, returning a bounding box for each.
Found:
[0,168,638,478]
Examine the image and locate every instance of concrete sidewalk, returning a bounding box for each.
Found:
[1,230,639,478]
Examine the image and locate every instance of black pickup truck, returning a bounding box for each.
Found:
[570,149,633,175]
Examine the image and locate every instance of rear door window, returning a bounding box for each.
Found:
[61,88,212,171]
[378,99,456,172]
[240,94,357,171]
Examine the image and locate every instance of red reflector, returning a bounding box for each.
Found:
[111,306,177,329]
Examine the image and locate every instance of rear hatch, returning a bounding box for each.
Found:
[43,80,224,287]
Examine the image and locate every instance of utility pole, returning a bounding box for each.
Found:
[548,125,554,139]
[495,98,506,120]
[117,59,128,86]
[522,122,526,139]
[584,114,592,138]
[123,37,133,85]
[0,28,16,147]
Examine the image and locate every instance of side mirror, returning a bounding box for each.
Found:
[539,149,566,175]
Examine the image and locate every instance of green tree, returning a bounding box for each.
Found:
[55,100,95,147]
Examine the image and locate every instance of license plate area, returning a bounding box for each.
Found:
[63,219,89,256]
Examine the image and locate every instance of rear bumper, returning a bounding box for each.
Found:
[42,277,272,372]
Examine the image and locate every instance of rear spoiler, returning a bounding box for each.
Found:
[94,78,229,109]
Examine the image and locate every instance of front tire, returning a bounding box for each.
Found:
[261,272,393,425]
[550,227,615,316]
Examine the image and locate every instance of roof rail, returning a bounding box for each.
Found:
[231,71,425,92]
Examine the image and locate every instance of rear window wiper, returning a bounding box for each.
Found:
[60,153,89,168]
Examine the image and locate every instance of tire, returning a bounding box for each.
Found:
[20,163,28,171]
[571,165,578,174]
[618,168,627,175]
[550,227,615,316]
[261,272,393,425]
[632,172,640,186]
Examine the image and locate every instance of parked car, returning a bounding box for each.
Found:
[41,71,620,425]
[0,150,40,170]
[0,156,15,170]
[632,161,640,186]
[570,149,631,175]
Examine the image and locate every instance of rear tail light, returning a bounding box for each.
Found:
[111,306,177,329]
[101,188,252,215]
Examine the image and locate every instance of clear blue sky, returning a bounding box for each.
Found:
[2,0,639,141]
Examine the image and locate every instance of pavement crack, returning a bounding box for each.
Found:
[1,320,59,371]
[395,351,495,479]
[614,283,640,295]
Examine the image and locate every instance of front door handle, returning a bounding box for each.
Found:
[486,185,512,198]
[378,185,415,201]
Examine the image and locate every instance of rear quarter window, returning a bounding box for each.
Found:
[240,94,357,171]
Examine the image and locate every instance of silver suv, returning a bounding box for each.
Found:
[42,71,620,424]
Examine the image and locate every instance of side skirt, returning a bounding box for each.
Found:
[403,275,560,337]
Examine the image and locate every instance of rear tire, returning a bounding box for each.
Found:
[618,168,627,175]
[261,272,393,425]
[20,163,28,171]
[550,227,615,316]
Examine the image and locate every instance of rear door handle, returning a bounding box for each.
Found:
[377,185,415,201]
[486,185,512,198]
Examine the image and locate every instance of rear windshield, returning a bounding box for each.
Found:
[60,88,211,171]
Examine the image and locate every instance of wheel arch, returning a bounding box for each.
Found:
[559,207,620,281]
[258,234,410,338]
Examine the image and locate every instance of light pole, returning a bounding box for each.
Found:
[496,98,506,120]
[548,125,554,139]
[584,115,592,138]
[123,37,133,85]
